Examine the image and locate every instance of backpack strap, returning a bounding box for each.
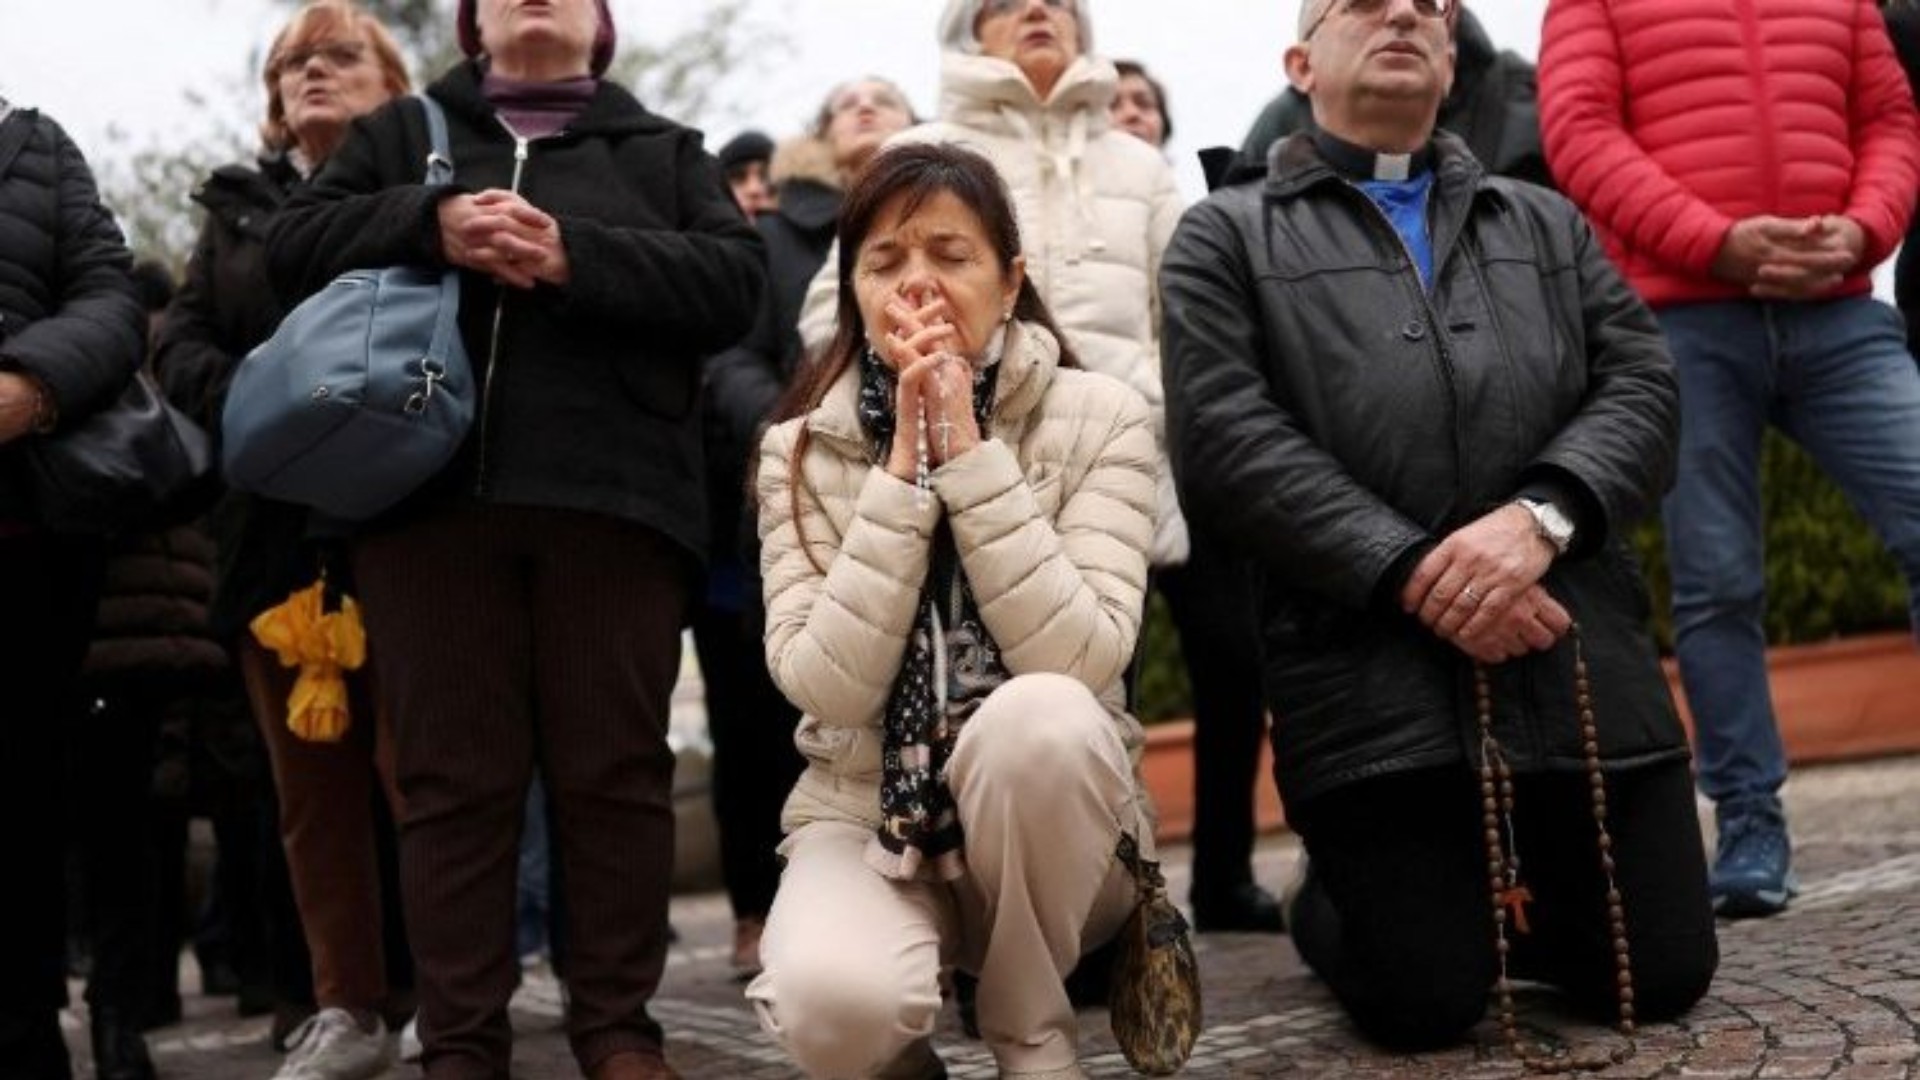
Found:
[417,95,454,187]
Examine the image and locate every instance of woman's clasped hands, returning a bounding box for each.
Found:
[880,290,982,484]
[437,189,571,289]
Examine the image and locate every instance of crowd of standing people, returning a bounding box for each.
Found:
[5,0,1920,1077]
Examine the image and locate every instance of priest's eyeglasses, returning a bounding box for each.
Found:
[1304,0,1456,41]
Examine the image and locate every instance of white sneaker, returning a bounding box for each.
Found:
[270,1007,396,1080]
[398,1015,422,1064]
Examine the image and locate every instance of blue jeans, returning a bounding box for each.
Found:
[1659,297,1920,804]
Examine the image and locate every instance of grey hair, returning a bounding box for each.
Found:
[938,0,1094,55]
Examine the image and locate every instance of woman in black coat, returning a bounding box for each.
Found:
[0,100,144,1080]
[695,75,914,979]
[265,1,763,1076]
[155,4,417,1075]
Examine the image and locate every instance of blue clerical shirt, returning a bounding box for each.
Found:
[1356,171,1436,289]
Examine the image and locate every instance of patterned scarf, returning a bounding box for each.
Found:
[856,344,1009,881]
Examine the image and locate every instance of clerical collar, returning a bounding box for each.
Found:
[1311,128,1435,182]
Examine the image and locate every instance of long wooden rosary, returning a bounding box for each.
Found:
[1474,627,1637,1073]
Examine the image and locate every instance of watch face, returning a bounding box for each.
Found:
[1540,504,1573,546]
[1524,499,1573,550]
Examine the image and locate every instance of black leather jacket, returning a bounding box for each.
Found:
[1162,132,1686,805]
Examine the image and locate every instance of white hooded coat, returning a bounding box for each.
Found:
[798,0,1191,565]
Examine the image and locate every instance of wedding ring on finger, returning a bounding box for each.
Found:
[1461,583,1483,606]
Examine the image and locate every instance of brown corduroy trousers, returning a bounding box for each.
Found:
[352,504,688,1079]
[238,638,399,1013]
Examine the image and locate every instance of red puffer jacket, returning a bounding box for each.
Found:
[1539,0,1920,306]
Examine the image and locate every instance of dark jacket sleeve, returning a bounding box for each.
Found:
[1,119,141,421]
[1519,203,1680,551]
[265,108,447,307]
[1162,197,1429,610]
[704,289,786,469]
[552,135,764,352]
[152,216,238,431]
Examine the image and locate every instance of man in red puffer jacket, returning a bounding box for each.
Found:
[1540,0,1920,920]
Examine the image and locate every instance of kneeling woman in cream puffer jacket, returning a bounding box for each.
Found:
[747,143,1162,1080]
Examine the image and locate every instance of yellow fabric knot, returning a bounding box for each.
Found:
[249,580,367,743]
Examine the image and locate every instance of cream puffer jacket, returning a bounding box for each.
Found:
[757,321,1158,837]
[798,49,1190,566]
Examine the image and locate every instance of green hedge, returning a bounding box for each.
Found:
[1136,431,1910,723]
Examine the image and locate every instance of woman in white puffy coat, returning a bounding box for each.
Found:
[749,143,1168,1080]
[800,0,1189,566]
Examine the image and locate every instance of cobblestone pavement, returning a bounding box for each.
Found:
[63,754,1920,1079]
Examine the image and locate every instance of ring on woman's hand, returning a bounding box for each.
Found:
[1462,584,1483,605]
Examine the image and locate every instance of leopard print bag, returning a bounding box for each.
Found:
[1108,833,1202,1075]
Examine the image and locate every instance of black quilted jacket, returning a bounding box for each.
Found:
[0,104,143,526]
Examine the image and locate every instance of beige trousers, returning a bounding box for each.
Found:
[746,674,1146,1078]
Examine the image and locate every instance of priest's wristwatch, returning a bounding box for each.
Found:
[1516,497,1575,556]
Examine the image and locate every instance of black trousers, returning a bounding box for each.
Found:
[691,603,803,921]
[193,676,318,1014]
[0,532,105,1079]
[1287,759,1719,1050]
[71,681,174,1022]
[1156,528,1267,898]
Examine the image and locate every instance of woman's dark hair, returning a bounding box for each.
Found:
[1112,59,1173,145]
[768,141,1080,571]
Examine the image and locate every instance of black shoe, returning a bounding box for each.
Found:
[1192,881,1287,934]
[90,1008,157,1080]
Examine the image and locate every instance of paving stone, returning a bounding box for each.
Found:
[1757,1062,1837,1080]
[1830,1066,1912,1080]
[51,755,1920,1078]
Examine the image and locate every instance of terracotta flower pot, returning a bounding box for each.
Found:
[1664,630,1920,764]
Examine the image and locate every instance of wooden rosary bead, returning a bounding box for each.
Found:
[1475,627,1635,1073]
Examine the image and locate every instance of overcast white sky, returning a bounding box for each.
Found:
[0,0,1550,201]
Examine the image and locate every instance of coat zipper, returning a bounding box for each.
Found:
[1335,179,1471,522]
[474,128,531,496]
